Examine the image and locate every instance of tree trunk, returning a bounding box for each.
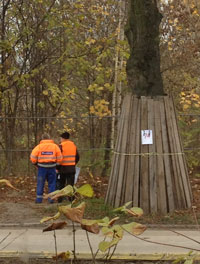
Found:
[125,0,164,96]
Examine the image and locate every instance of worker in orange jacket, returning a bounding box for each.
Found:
[56,131,79,203]
[30,133,63,203]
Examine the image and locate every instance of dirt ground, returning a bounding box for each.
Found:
[0,174,108,225]
[1,173,200,225]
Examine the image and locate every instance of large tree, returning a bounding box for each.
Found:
[105,0,192,213]
[125,0,164,96]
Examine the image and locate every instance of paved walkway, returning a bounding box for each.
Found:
[0,226,200,261]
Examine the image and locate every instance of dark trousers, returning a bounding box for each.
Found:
[57,172,75,202]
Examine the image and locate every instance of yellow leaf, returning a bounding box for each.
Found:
[40,212,61,223]
[124,207,144,217]
[44,185,74,200]
[0,179,19,191]
[192,9,198,15]
[43,90,48,95]
[76,184,94,197]
[183,104,190,110]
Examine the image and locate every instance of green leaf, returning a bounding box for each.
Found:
[101,226,114,237]
[172,257,184,264]
[98,217,119,227]
[101,225,123,239]
[81,219,98,226]
[98,238,120,252]
[76,184,94,197]
[113,201,132,213]
[184,260,194,264]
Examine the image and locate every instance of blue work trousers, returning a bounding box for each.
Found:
[36,167,56,203]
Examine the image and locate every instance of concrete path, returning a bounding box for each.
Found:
[0,227,200,261]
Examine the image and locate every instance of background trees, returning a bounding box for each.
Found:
[0,0,199,179]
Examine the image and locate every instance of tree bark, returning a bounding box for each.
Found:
[125,0,164,96]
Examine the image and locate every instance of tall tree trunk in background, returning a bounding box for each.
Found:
[111,0,126,150]
[101,93,112,177]
[125,0,164,96]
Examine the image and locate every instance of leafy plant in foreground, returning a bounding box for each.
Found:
[40,184,200,264]
[40,184,146,263]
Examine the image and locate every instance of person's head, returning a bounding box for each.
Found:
[42,132,50,140]
[60,131,70,141]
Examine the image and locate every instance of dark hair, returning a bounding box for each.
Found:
[60,132,70,139]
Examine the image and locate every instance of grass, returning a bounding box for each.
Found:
[37,197,200,227]
[84,198,200,226]
[84,197,116,219]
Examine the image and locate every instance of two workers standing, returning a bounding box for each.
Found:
[30,132,79,203]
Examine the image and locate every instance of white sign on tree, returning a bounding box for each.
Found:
[141,130,153,145]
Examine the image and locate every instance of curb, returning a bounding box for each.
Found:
[0,251,199,261]
[0,223,199,229]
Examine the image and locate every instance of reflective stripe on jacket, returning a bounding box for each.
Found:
[30,139,63,167]
[60,140,77,166]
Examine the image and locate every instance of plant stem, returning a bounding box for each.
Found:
[72,221,76,263]
[0,229,27,250]
[169,229,200,245]
[94,236,106,258]
[104,247,111,264]
[53,230,58,264]
[85,230,96,264]
[0,232,11,244]
[108,244,117,261]
[122,228,200,252]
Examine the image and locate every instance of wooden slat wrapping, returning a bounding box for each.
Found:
[148,98,157,213]
[105,96,127,205]
[164,96,183,208]
[169,99,192,207]
[106,94,192,214]
[159,100,175,212]
[154,99,167,213]
[140,97,149,213]
[114,95,132,207]
[125,96,138,203]
[166,97,186,208]
[133,98,141,207]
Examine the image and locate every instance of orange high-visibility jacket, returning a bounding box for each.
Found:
[60,140,77,166]
[30,139,63,168]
